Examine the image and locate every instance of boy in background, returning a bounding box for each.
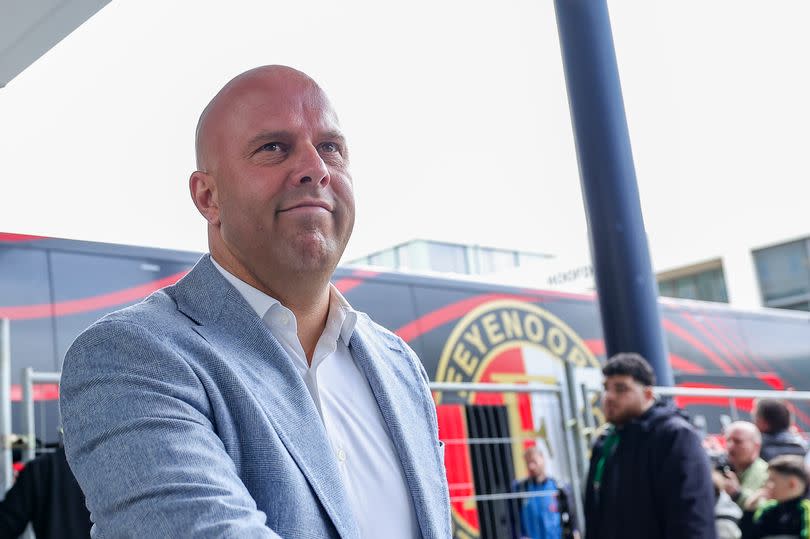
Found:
[740,454,810,538]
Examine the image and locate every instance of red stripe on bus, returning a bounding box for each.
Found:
[350,269,380,278]
[700,317,761,374]
[756,373,785,391]
[663,319,734,375]
[682,312,749,375]
[676,395,754,410]
[584,339,605,356]
[583,340,705,374]
[670,355,706,374]
[9,383,59,401]
[0,271,188,320]
[0,233,47,242]
[674,382,753,411]
[334,278,363,294]
[394,293,537,343]
[517,288,595,301]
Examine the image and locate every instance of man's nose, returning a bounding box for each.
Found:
[295,144,330,186]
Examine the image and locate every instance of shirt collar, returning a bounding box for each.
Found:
[211,256,357,345]
[211,257,279,320]
[330,284,358,345]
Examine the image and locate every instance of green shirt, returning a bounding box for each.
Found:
[736,457,768,509]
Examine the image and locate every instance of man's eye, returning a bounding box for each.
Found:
[319,142,340,153]
[258,142,284,152]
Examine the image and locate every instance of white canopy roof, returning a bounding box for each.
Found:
[0,0,110,87]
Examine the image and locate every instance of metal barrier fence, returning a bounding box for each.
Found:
[21,367,62,463]
[431,381,586,538]
[1,318,12,493]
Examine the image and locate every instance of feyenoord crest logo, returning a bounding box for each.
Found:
[435,299,598,539]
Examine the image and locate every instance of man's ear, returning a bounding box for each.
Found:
[190,170,220,225]
[644,385,655,401]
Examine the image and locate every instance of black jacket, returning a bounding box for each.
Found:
[760,430,808,462]
[584,400,717,539]
[739,496,810,538]
[0,447,91,539]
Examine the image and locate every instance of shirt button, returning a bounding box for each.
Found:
[272,312,289,326]
[337,449,346,462]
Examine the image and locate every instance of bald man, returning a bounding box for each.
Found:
[723,421,768,510]
[60,66,451,538]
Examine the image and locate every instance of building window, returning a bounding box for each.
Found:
[753,239,810,311]
[427,242,468,274]
[658,266,728,303]
[478,248,518,274]
[368,249,397,268]
[344,240,551,277]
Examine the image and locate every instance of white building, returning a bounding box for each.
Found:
[347,234,810,313]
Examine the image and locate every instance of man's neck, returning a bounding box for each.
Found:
[210,249,333,364]
[285,287,331,364]
[255,279,331,365]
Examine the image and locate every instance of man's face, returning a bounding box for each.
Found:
[196,69,355,279]
[524,450,546,480]
[725,427,760,471]
[765,470,799,502]
[602,375,650,425]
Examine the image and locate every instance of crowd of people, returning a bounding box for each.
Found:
[512,353,810,539]
[707,398,809,539]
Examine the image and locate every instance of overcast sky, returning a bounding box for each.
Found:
[1,0,808,271]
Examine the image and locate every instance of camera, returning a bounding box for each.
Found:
[709,452,733,475]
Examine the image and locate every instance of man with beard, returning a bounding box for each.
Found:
[584,353,716,539]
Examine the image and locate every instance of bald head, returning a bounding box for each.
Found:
[195,65,336,172]
[188,64,355,302]
[725,421,762,471]
[523,446,547,481]
[725,421,762,444]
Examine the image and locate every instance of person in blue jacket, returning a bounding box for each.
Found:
[513,446,579,539]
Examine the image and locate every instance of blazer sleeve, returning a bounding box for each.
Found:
[60,320,280,539]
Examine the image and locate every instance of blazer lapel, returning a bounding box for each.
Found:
[174,256,359,539]
[349,324,447,539]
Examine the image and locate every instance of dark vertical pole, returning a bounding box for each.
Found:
[553,0,673,386]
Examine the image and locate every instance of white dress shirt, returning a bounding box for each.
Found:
[212,259,420,538]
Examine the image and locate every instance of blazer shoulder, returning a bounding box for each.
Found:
[64,289,192,366]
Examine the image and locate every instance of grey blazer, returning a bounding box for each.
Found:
[60,255,451,538]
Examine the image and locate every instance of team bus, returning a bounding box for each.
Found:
[3,232,810,538]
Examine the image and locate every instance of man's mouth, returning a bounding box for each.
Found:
[279,200,333,213]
